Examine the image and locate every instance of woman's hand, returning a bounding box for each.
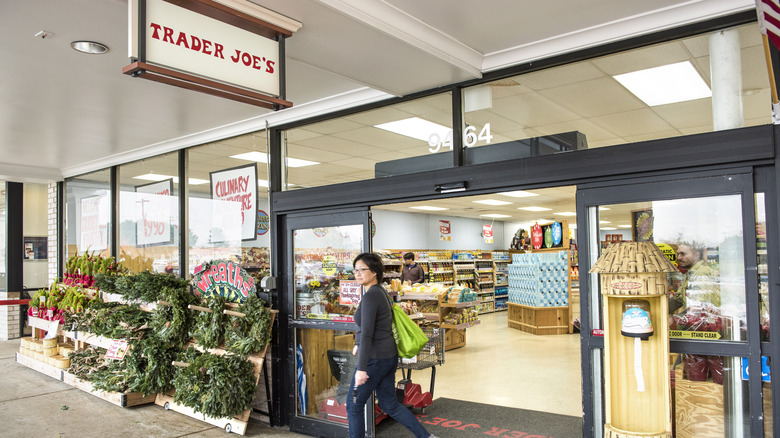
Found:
[354,370,368,386]
[352,345,358,355]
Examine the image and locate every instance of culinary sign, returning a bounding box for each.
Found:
[210,164,258,241]
[134,179,173,246]
[80,195,109,251]
[193,259,256,303]
[134,0,281,96]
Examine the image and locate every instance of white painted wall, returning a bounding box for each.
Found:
[23,183,49,289]
[372,209,506,251]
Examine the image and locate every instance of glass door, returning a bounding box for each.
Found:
[284,208,373,438]
[577,172,763,437]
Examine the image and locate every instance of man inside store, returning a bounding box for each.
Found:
[668,243,719,314]
[401,252,425,284]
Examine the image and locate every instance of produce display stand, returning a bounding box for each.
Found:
[397,292,478,351]
[19,312,157,408]
[155,309,278,435]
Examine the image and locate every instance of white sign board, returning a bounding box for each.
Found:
[80,195,109,251]
[142,0,280,96]
[210,164,258,241]
[134,179,174,246]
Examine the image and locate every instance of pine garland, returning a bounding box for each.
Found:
[190,295,227,349]
[225,295,272,356]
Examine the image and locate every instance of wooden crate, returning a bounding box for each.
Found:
[674,369,724,437]
[507,302,569,335]
[444,328,466,351]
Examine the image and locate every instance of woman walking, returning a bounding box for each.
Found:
[346,252,435,438]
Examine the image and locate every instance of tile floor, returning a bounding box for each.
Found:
[398,310,583,417]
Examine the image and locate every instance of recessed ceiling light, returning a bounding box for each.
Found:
[70,40,109,54]
[481,214,511,218]
[474,199,511,206]
[375,117,451,142]
[519,206,551,212]
[553,212,577,216]
[617,224,631,228]
[133,173,208,185]
[499,190,538,198]
[410,206,448,211]
[230,151,319,167]
[613,61,711,106]
[602,227,618,230]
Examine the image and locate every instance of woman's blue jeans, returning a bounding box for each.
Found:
[346,355,429,438]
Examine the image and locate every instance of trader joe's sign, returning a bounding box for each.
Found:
[193,259,256,303]
[210,164,258,241]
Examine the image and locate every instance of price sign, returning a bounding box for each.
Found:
[106,340,130,360]
[340,281,362,305]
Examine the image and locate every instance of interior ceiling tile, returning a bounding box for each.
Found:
[304,118,365,135]
[652,99,714,129]
[535,118,618,143]
[344,107,416,126]
[591,41,691,76]
[482,82,536,99]
[515,62,606,91]
[284,144,353,162]
[286,128,324,143]
[592,108,675,137]
[743,93,774,121]
[492,93,580,127]
[540,77,645,118]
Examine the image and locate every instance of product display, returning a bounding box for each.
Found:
[508,251,570,307]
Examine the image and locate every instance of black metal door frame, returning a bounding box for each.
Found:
[576,169,765,437]
[279,207,373,438]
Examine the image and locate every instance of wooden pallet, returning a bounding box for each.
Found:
[16,352,64,380]
[63,372,157,407]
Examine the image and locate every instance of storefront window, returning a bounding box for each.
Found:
[294,328,356,423]
[756,193,769,342]
[595,195,746,342]
[0,182,6,291]
[187,132,271,282]
[65,169,112,259]
[283,92,453,190]
[293,224,362,321]
[672,354,751,436]
[463,23,770,165]
[117,153,180,274]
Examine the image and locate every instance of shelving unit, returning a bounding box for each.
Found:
[493,251,510,312]
[426,260,454,285]
[474,259,495,314]
[382,259,403,284]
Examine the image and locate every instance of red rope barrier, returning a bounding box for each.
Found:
[0,299,31,306]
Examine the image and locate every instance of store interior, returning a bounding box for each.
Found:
[368,186,645,420]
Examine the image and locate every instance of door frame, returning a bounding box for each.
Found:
[279,207,373,437]
[576,168,763,436]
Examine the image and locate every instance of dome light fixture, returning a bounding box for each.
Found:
[70,41,109,54]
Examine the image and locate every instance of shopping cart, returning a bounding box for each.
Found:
[395,327,445,411]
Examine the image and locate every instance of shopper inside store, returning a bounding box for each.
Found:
[400,252,425,285]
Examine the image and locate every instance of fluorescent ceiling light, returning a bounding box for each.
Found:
[599,207,611,211]
[132,173,208,185]
[258,180,268,187]
[599,220,611,224]
[617,224,631,228]
[613,61,711,106]
[374,117,451,142]
[519,206,551,212]
[410,206,448,211]
[553,212,577,216]
[602,227,618,230]
[474,199,511,206]
[499,190,538,198]
[230,151,319,167]
[480,214,511,218]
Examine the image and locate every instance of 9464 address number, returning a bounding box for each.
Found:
[428,123,493,153]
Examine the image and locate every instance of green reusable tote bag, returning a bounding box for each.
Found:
[385,294,428,358]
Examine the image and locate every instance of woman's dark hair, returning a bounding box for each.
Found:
[353,252,384,283]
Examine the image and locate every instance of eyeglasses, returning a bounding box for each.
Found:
[353,268,371,274]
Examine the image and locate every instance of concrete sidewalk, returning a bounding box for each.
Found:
[0,339,308,438]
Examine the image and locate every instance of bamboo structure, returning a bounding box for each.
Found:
[590,242,677,438]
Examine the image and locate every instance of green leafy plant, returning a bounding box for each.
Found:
[172,347,257,418]
[150,287,199,348]
[190,295,227,349]
[225,295,272,356]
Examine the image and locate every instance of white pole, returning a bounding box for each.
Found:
[709,29,744,130]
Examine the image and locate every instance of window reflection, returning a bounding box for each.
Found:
[65,169,112,260]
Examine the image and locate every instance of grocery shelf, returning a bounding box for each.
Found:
[440,300,479,308]
[441,320,481,330]
[399,294,440,301]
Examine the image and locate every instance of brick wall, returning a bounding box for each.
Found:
[0,291,20,340]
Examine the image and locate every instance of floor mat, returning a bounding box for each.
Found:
[374,397,582,438]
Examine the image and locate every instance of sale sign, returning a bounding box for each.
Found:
[483,224,493,244]
[439,220,451,242]
[210,164,258,241]
[135,179,174,247]
[339,280,362,305]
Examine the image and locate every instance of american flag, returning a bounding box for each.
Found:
[757,0,780,50]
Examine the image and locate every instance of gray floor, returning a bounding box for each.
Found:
[0,338,306,438]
